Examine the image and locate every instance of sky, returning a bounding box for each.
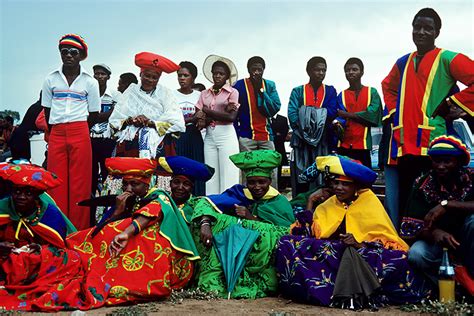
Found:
[1,0,473,120]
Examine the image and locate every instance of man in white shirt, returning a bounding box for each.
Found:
[42,34,100,230]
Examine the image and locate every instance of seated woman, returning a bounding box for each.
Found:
[66,157,199,306]
[276,156,431,308]
[0,163,108,311]
[189,150,295,299]
[403,136,474,294]
[156,156,215,223]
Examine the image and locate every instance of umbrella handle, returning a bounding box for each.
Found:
[228,292,231,300]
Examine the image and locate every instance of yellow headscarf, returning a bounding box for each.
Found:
[311,189,408,251]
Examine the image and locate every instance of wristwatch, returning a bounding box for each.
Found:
[440,200,448,207]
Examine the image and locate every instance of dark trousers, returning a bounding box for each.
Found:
[337,147,372,169]
[91,137,116,194]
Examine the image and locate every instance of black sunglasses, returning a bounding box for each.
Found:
[60,47,81,57]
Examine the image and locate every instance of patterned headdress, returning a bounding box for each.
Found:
[428,135,470,166]
[105,157,157,184]
[58,33,88,59]
[0,163,62,191]
[229,150,281,178]
[316,155,377,186]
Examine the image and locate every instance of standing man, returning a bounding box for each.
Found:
[90,64,119,199]
[288,56,339,195]
[234,56,281,185]
[335,57,382,168]
[381,8,474,226]
[42,34,101,230]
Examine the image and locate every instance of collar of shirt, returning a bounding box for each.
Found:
[209,83,233,94]
[52,65,92,84]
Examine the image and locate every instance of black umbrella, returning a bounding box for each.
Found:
[330,246,381,311]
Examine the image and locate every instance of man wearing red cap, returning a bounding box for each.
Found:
[41,33,101,230]
[109,52,185,161]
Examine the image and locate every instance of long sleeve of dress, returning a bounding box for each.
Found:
[381,63,401,121]
[449,53,474,116]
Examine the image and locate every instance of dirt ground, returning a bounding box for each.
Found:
[38,297,414,316]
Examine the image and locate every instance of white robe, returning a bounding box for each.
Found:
[109,83,185,158]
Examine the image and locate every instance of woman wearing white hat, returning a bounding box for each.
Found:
[195,55,240,194]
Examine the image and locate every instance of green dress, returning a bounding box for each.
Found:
[186,187,293,298]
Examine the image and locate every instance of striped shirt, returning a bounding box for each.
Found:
[42,66,101,124]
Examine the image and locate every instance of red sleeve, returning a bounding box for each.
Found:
[381,63,400,120]
[449,53,474,116]
[134,200,163,219]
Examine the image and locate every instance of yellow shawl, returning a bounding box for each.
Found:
[311,189,408,251]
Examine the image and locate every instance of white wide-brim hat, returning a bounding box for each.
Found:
[203,54,238,86]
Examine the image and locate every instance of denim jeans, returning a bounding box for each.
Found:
[384,165,399,229]
[408,214,474,283]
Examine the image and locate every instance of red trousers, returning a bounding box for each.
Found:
[47,121,91,230]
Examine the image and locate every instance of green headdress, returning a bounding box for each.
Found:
[229,150,281,178]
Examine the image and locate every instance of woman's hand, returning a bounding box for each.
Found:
[424,204,447,229]
[307,188,332,210]
[114,191,134,217]
[194,111,207,130]
[134,115,151,127]
[0,241,14,257]
[225,102,238,113]
[200,225,213,248]
[340,233,362,248]
[109,232,130,257]
[28,243,42,254]
[235,204,256,220]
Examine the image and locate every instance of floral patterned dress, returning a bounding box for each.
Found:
[276,194,433,306]
[66,189,199,305]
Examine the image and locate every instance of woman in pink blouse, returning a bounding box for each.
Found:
[196,56,240,194]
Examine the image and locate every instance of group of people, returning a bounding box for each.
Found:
[0,6,473,312]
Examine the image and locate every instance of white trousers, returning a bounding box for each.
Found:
[204,125,240,194]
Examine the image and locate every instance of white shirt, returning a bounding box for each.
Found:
[41,66,101,124]
[100,87,120,113]
[173,90,200,121]
[90,87,121,138]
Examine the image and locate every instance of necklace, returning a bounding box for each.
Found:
[22,205,41,224]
